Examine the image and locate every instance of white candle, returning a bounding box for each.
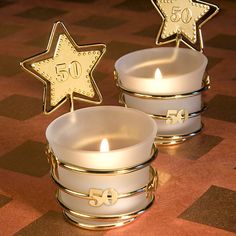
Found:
[46,106,157,227]
[115,47,207,140]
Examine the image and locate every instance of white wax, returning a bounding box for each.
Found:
[46,106,157,223]
[115,47,207,95]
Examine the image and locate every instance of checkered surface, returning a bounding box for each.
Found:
[0,0,235,235]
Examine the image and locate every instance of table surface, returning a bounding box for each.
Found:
[0,0,235,235]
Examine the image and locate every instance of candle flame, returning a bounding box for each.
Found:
[155,68,163,81]
[100,138,109,153]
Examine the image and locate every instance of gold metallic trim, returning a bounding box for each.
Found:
[45,142,157,229]
[46,144,158,176]
[155,124,203,145]
[59,195,155,230]
[115,70,210,100]
[114,69,208,145]
[59,195,155,221]
[119,92,207,120]
[51,166,157,204]
[63,211,135,230]
[149,104,207,120]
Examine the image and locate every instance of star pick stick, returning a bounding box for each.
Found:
[21,21,106,114]
[151,0,219,51]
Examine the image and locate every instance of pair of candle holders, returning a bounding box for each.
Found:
[22,0,219,229]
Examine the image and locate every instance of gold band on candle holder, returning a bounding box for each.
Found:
[119,93,207,121]
[63,211,135,229]
[46,144,158,176]
[155,124,203,145]
[51,165,157,206]
[149,105,207,120]
[114,70,210,100]
[58,194,155,230]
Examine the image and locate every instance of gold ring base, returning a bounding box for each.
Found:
[63,211,136,230]
[60,196,155,230]
[155,125,203,146]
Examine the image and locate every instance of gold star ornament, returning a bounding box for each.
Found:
[21,22,106,114]
[151,0,219,51]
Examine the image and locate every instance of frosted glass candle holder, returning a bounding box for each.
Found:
[115,47,209,145]
[46,106,158,230]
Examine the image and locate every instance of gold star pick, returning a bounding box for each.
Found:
[21,21,106,114]
[151,0,219,51]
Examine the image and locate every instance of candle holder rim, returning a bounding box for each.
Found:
[115,47,207,63]
[46,106,157,154]
[115,47,208,80]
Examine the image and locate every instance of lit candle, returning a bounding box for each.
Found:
[46,106,157,228]
[115,47,207,143]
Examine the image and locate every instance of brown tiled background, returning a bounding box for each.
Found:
[0,0,235,235]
